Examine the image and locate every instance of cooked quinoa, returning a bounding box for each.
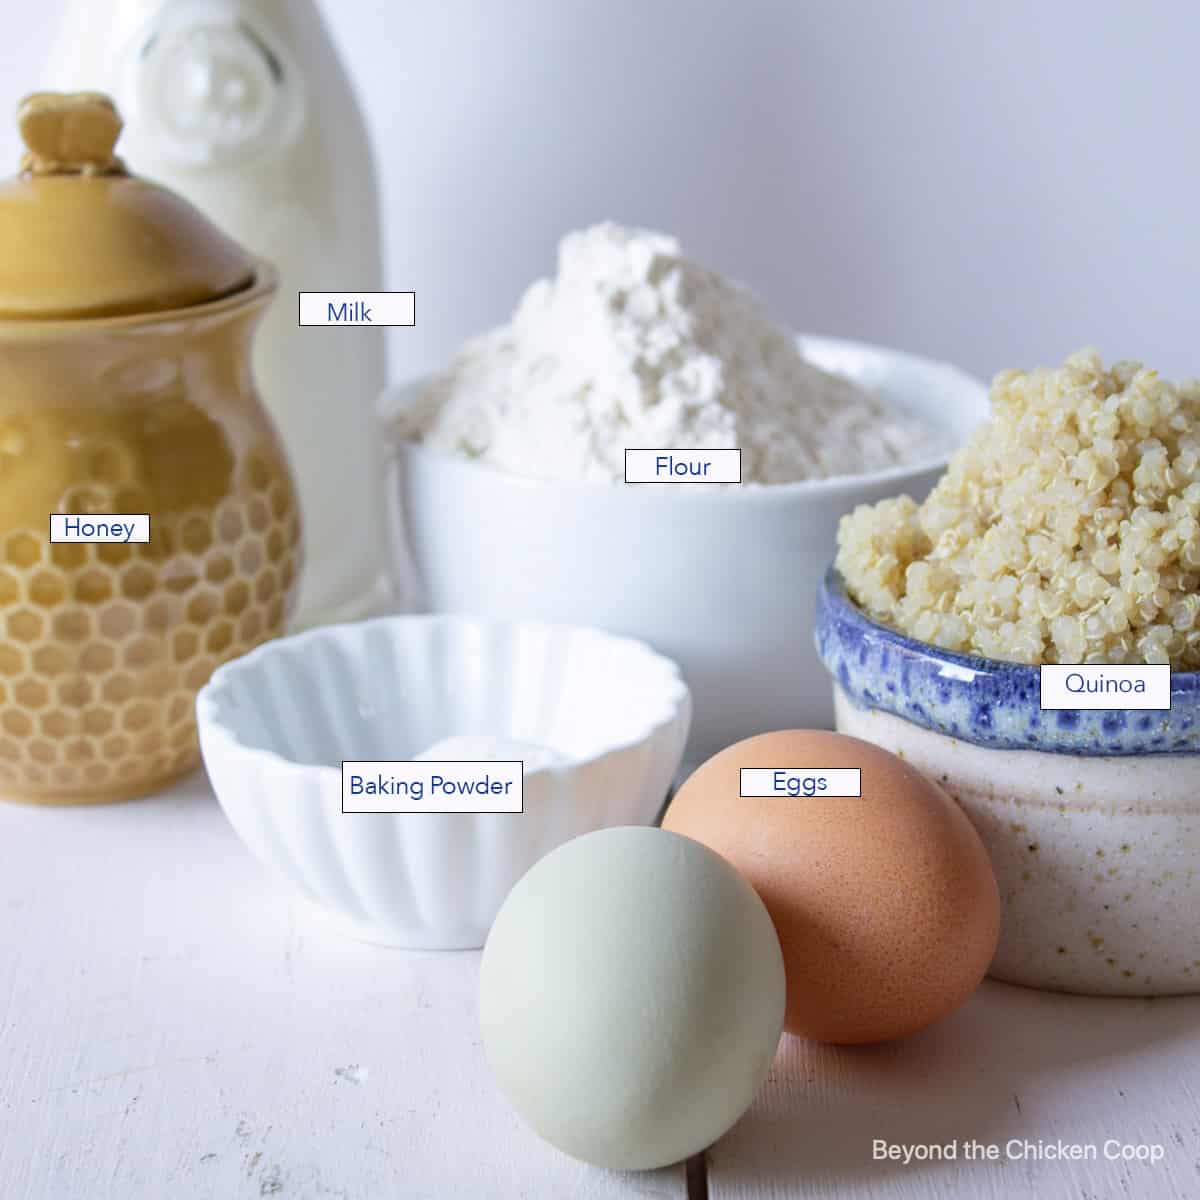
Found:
[836,349,1200,667]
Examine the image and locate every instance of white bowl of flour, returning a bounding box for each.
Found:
[387,225,988,760]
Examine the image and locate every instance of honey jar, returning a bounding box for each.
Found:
[0,93,302,804]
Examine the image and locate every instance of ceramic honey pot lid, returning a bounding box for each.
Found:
[0,92,258,320]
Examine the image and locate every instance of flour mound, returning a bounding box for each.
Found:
[400,223,939,484]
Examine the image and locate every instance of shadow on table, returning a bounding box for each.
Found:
[709,978,1200,1192]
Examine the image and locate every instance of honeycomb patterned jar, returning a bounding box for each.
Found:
[0,282,301,804]
[0,92,302,804]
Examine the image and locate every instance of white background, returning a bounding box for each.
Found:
[4,11,1199,1197]
[2,0,1197,386]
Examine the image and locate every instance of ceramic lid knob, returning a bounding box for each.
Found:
[18,92,126,177]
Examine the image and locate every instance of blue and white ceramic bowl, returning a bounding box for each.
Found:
[816,568,1200,997]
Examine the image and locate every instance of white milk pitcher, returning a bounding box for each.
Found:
[47,0,391,629]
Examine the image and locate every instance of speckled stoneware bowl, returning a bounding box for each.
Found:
[815,568,1200,997]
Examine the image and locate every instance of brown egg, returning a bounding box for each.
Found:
[663,730,999,1044]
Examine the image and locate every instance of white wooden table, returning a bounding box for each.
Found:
[3,771,1199,1200]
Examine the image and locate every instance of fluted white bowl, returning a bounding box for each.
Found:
[196,615,691,948]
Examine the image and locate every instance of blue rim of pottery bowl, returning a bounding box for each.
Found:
[815,567,1200,755]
